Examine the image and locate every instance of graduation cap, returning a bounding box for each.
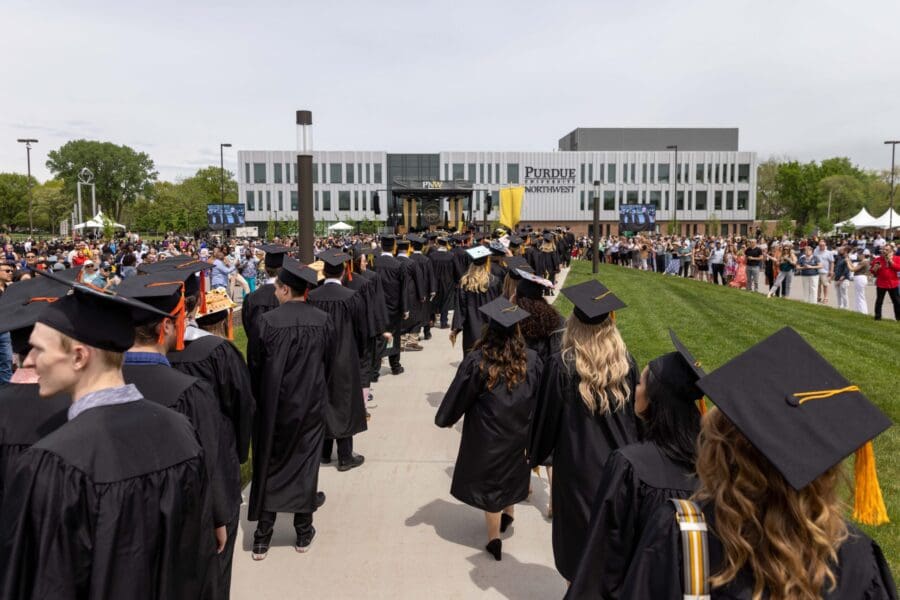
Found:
[424,232,438,241]
[277,258,319,292]
[542,233,554,242]
[515,268,554,299]
[32,268,171,353]
[478,296,531,332]
[352,243,376,257]
[466,245,491,263]
[561,279,626,325]
[503,256,531,275]
[407,234,426,246]
[696,327,891,525]
[319,249,353,278]
[137,254,203,275]
[396,239,411,251]
[259,244,290,269]
[436,237,450,246]
[646,330,707,408]
[117,268,201,350]
[508,236,524,248]
[0,274,71,353]
[488,241,507,256]
[195,288,238,339]
[380,234,396,249]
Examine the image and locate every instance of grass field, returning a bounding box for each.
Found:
[558,260,900,571]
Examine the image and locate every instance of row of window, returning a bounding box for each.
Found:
[245,162,384,185]
[579,162,751,185]
[578,189,750,212]
[245,189,383,213]
[442,163,517,184]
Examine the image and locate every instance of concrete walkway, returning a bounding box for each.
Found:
[230,268,572,599]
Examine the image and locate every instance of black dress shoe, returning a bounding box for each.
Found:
[316,491,326,508]
[485,538,502,561]
[370,374,379,383]
[391,366,405,375]
[337,454,365,472]
[251,542,269,561]
[500,513,514,533]
[295,527,316,553]
[423,331,432,340]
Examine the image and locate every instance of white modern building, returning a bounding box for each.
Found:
[237,128,757,237]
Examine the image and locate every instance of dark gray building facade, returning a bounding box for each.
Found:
[559,127,739,152]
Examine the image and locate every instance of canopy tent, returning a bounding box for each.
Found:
[327,221,353,232]
[873,209,900,229]
[837,207,880,229]
[74,210,126,230]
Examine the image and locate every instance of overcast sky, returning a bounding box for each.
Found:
[1,0,898,182]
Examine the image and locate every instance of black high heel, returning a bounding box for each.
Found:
[500,513,514,533]
[486,538,502,561]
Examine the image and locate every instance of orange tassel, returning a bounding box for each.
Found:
[148,282,186,350]
[346,263,353,282]
[198,270,208,315]
[697,398,708,416]
[853,441,889,526]
[226,309,234,341]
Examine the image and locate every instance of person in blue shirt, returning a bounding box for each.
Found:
[211,246,236,290]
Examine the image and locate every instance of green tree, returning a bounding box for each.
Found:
[45,139,158,222]
[32,180,74,234]
[0,173,34,232]
[756,157,789,219]
[775,161,821,227]
[818,175,864,225]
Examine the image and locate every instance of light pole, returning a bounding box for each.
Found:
[17,138,38,236]
[886,141,898,241]
[483,191,492,235]
[593,180,601,274]
[219,143,231,236]
[666,144,678,237]
[296,110,314,263]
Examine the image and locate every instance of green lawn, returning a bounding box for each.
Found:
[558,260,900,571]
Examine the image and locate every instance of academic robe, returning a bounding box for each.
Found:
[451,275,502,353]
[529,351,640,581]
[397,255,424,333]
[523,313,565,363]
[435,349,543,513]
[307,283,368,440]
[242,283,279,360]
[248,300,334,519]
[0,401,216,600]
[428,249,457,318]
[452,246,472,281]
[410,251,436,328]
[531,248,560,282]
[123,363,230,527]
[566,442,697,600]
[373,254,407,359]
[620,504,897,600]
[0,384,69,503]
[346,271,379,388]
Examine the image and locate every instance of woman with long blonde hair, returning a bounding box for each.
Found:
[621,328,895,600]
[450,246,502,353]
[529,279,640,583]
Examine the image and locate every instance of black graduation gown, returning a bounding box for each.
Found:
[531,248,560,281]
[248,300,334,519]
[410,251,436,326]
[429,249,457,316]
[566,442,698,600]
[241,282,279,345]
[308,283,368,440]
[529,351,640,581]
[435,349,544,512]
[620,504,897,600]
[0,383,69,503]
[397,255,423,333]
[451,275,503,353]
[123,363,231,527]
[452,246,472,280]
[346,272,378,388]
[523,313,565,363]
[0,401,216,600]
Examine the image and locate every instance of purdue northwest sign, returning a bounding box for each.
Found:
[524,167,576,194]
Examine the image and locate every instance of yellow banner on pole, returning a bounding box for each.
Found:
[499,186,525,230]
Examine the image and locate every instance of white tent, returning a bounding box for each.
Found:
[74,210,126,230]
[873,209,900,230]
[837,207,880,229]
[327,221,353,232]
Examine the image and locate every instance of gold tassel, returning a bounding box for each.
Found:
[697,398,707,416]
[853,441,889,526]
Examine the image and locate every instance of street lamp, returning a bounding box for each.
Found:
[219,143,231,235]
[666,144,678,236]
[483,191,492,234]
[886,141,899,241]
[296,110,314,263]
[17,138,38,236]
[593,180,601,274]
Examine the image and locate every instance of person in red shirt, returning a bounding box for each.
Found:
[870,244,900,320]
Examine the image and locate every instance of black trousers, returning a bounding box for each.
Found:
[254,511,313,545]
[874,286,900,320]
[217,517,239,599]
[712,263,725,285]
[680,261,691,277]
[322,437,353,462]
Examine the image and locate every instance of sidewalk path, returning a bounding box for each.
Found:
[230,267,571,599]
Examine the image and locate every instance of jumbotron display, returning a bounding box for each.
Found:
[618,204,656,232]
[207,204,246,228]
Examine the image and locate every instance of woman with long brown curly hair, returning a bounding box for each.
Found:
[436,297,544,562]
[622,327,895,600]
[529,279,640,583]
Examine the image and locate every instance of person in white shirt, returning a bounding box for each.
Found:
[813,240,835,304]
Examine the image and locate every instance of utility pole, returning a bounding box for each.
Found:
[886,141,898,241]
[219,142,231,237]
[666,144,678,236]
[17,139,38,236]
[296,110,314,263]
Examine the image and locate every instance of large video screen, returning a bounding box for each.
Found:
[618,204,656,232]
[207,204,246,228]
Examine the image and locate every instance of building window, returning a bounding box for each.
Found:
[737,190,749,210]
[291,191,298,211]
[354,191,359,211]
[313,163,319,184]
[714,164,720,183]
[362,191,367,211]
[676,191,685,210]
[649,190,661,208]
[696,164,704,183]
[246,190,255,211]
[630,163,636,183]
[452,163,464,180]
[664,190,669,210]
[274,163,283,184]
[641,163,647,183]
[580,164,586,184]
[714,190,723,210]
[466,163,475,183]
[330,164,342,184]
[339,191,350,211]
[365,163,370,183]
[588,163,593,184]
[495,164,500,183]
[314,191,319,211]
[508,163,520,184]
[687,191,692,210]
[627,190,638,203]
[266,190,271,211]
[244,163,251,183]
[740,224,748,236]
[479,164,485,184]
[738,164,750,183]
[253,163,266,184]
[695,190,708,211]
[726,190,734,210]
[322,191,331,212]
[278,190,283,211]
[603,190,615,210]
[374,164,383,184]
[580,190,585,211]
[588,190,595,210]
[607,164,617,184]
[657,163,669,183]
[721,223,729,237]
[346,163,355,184]
[357,163,362,183]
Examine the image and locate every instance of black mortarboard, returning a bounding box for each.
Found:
[542,233,554,242]
[260,244,290,268]
[117,269,192,316]
[32,269,170,352]
[515,269,554,299]
[319,249,352,268]
[647,330,707,402]
[278,258,319,291]
[396,239,411,251]
[0,275,71,347]
[407,234,426,246]
[478,296,530,331]
[509,236,524,248]
[504,256,531,275]
[437,237,450,246]
[561,279,626,324]
[696,327,892,502]
[380,234,396,249]
[137,255,200,275]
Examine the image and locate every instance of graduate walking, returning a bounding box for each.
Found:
[451,246,503,354]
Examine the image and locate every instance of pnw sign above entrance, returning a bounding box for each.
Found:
[524,166,576,194]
